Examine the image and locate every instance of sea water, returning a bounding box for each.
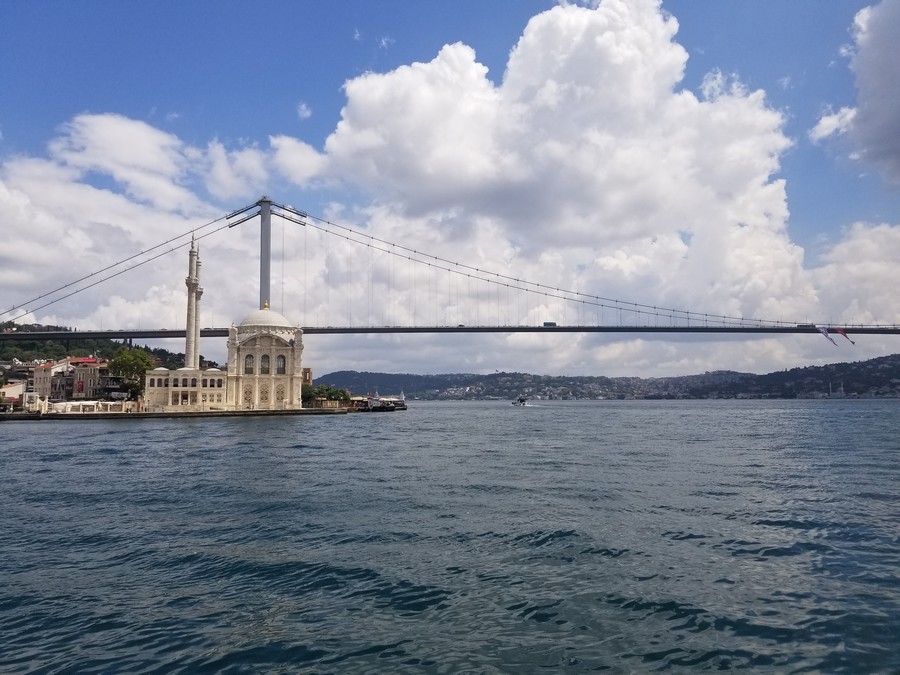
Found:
[1,400,898,673]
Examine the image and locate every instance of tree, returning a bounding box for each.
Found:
[317,384,350,401]
[301,383,315,405]
[302,383,350,405]
[109,347,155,399]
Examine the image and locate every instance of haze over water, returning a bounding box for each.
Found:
[2,399,899,672]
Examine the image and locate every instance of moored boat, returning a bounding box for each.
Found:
[360,391,407,412]
[380,392,407,410]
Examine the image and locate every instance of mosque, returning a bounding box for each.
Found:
[142,238,307,412]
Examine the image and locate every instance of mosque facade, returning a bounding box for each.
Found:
[142,240,305,412]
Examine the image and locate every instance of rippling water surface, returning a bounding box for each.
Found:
[2,400,899,673]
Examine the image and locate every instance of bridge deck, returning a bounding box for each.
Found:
[2,325,900,343]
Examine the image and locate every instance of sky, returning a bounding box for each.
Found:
[2,0,900,378]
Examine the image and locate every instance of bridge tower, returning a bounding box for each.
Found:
[258,195,272,311]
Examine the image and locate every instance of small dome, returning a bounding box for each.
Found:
[239,307,293,328]
[205,367,221,372]
[153,367,168,371]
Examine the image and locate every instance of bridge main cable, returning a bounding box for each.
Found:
[6,198,890,332]
[4,202,259,323]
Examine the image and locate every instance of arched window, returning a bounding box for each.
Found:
[244,354,254,374]
[182,378,188,387]
[260,355,270,375]
[202,379,208,388]
[149,378,155,388]
[217,378,223,388]
[276,355,286,375]
[164,378,169,387]
[191,378,197,388]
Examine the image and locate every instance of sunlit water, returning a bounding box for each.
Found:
[2,400,898,673]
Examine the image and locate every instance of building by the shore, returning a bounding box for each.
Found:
[0,381,25,412]
[141,239,308,412]
[32,356,119,401]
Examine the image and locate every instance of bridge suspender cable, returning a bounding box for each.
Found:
[269,206,785,328]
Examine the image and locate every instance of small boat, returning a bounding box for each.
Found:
[511,396,528,406]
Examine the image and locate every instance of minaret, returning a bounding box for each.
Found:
[185,237,202,369]
[193,248,203,369]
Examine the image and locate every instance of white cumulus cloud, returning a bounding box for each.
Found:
[204,141,269,201]
[848,0,900,184]
[809,106,857,142]
[47,113,204,213]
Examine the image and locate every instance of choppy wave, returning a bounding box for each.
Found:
[2,400,899,672]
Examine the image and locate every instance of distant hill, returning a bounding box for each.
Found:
[316,354,900,400]
[313,371,478,397]
[7,320,898,399]
[0,321,220,369]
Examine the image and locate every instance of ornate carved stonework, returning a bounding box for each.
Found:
[227,307,305,410]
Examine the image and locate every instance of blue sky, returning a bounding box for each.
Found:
[1,1,547,151]
[2,0,899,376]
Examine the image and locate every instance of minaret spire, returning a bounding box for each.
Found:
[193,243,203,369]
[185,235,202,369]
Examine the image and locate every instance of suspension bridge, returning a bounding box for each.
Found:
[4,196,900,345]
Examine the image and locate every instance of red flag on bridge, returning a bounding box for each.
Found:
[835,328,855,345]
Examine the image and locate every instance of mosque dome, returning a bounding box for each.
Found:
[239,306,294,329]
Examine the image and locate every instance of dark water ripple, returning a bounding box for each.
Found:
[2,400,899,672]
